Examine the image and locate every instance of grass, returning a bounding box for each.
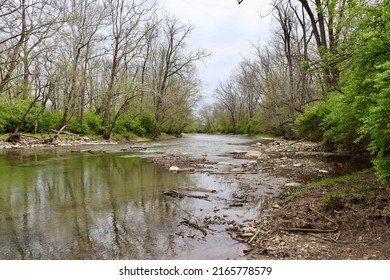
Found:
[280,169,376,205]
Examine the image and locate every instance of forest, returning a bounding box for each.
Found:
[202,0,389,183]
[0,0,209,140]
[0,0,389,182]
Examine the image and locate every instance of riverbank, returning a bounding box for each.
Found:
[150,138,390,260]
[0,132,178,149]
[1,133,388,260]
[225,140,390,260]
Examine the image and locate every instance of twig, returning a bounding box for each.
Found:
[280,207,340,233]
[180,219,207,236]
[288,138,305,146]
[248,230,262,244]
[280,227,339,233]
[309,206,340,229]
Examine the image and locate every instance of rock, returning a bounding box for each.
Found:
[217,161,232,165]
[230,168,245,172]
[83,137,90,141]
[272,204,281,209]
[245,151,263,158]
[247,160,258,165]
[241,232,254,237]
[169,166,180,172]
[318,169,329,173]
[293,163,303,167]
[284,182,302,187]
[227,224,236,231]
[228,150,247,155]
[242,226,256,233]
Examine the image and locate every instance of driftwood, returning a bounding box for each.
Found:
[6,133,22,143]
[208,171,257,175]
[163,190,209,200]
[279,207,340,233]
[163,190,186,198]
[180,219,207,236]
[51,129,81,136]
[229,203,244,207]
[6,132,59,145]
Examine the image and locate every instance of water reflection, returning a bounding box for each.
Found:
[0,134,273,260]
[0,153,201,259]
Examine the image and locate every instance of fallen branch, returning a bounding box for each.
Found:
[208,171,257,175]
[163,190,209,200]
[280,207,340,233]
[163,190,186,198]
[180,219,207,236]
[279,227,339,233]
[248,230,262,244]
[51,128,80,136]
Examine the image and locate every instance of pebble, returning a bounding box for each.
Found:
[242,227,256,233]
[227,224,235,231]
[169,166,180,172]
[230,168,245,172]
[217,161,231,165]
[284,182,302,187]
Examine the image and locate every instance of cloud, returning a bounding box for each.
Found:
[161,0,272,103]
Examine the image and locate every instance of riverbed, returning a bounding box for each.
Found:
[1,134,285,259]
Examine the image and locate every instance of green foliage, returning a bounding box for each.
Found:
[38,110,62,132]
[66,111,104,135]
[359,62,390,183]
[112,112,155,138]
[295,1,390,182]
[0,99,61,133]
[139,111,155,135]
[295,100,330,142]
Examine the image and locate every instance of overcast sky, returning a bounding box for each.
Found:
[161,0,273,104]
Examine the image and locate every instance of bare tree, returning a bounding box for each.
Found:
[147,16,210,138]
[99,0,157,139]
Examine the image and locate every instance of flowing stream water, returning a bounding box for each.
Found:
[0,134,278,260]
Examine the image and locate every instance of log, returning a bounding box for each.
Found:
[6,133,22,143]
[163,190,209,200]
[50,129,81,136]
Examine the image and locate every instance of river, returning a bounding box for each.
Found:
[0,134,278,260]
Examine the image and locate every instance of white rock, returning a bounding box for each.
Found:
[318,169,329,173]
[230,168,245,172]
[242,227,257,233]
[293,163,303,167]
[217,161,232,165]
[272,204,281,209]
[245,151,263,158]
[284,182,302,187]
[227,224,235,231]
[169,166,180,172]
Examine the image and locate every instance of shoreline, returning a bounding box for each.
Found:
[1,134,388,260]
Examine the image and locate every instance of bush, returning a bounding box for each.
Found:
[295,99,330,142]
